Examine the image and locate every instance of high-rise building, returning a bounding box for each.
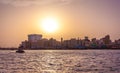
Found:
[103,35,111,45]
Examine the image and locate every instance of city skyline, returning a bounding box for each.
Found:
[18,34,120,49]
[0,0,120,47]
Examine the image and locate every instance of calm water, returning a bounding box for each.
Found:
[0,50,120,73]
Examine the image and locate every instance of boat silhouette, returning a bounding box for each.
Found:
[16,45,25,53]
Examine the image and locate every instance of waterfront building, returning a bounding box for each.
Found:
[20,40,31,49]
[103,35,111,45]
[83,36,90,48]
[28,34,42,42]
[69,38,78,48]
[62,38,81,49]
[90,38,99,48]
[113,39,120,48]
[48,38,60,48]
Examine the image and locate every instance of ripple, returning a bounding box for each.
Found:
[0,50,120,73]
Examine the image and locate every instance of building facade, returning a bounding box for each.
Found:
[28,34,42,42]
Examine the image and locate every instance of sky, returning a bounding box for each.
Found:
[0,0,120,47]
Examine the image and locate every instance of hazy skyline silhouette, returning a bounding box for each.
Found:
[0,0,120,47]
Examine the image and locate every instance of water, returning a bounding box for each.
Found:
[0,50,120,73]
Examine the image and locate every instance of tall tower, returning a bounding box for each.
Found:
[61,37,63,43]
[61,37,63,48]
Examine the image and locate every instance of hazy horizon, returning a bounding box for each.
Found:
[0,0,120,47]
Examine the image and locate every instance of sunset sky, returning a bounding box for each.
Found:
[0,0,120,47]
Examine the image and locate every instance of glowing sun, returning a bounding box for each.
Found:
[41,17,59,33]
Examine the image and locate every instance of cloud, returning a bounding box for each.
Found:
[0,0,73,7]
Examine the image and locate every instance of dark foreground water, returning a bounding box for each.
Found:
[0,50,120,73]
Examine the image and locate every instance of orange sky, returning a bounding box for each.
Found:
[0,0,120,47]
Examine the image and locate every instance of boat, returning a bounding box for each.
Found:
[16,50,25,53]
[16,45,25,53]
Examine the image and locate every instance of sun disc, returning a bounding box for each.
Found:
[41,17,59,33]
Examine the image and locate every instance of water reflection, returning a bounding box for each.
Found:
[0,50,120,73]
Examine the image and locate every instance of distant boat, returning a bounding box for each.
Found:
[16,45,25,53]
[16,50,25,53]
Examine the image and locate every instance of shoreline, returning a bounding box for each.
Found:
[0,48,120,50]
